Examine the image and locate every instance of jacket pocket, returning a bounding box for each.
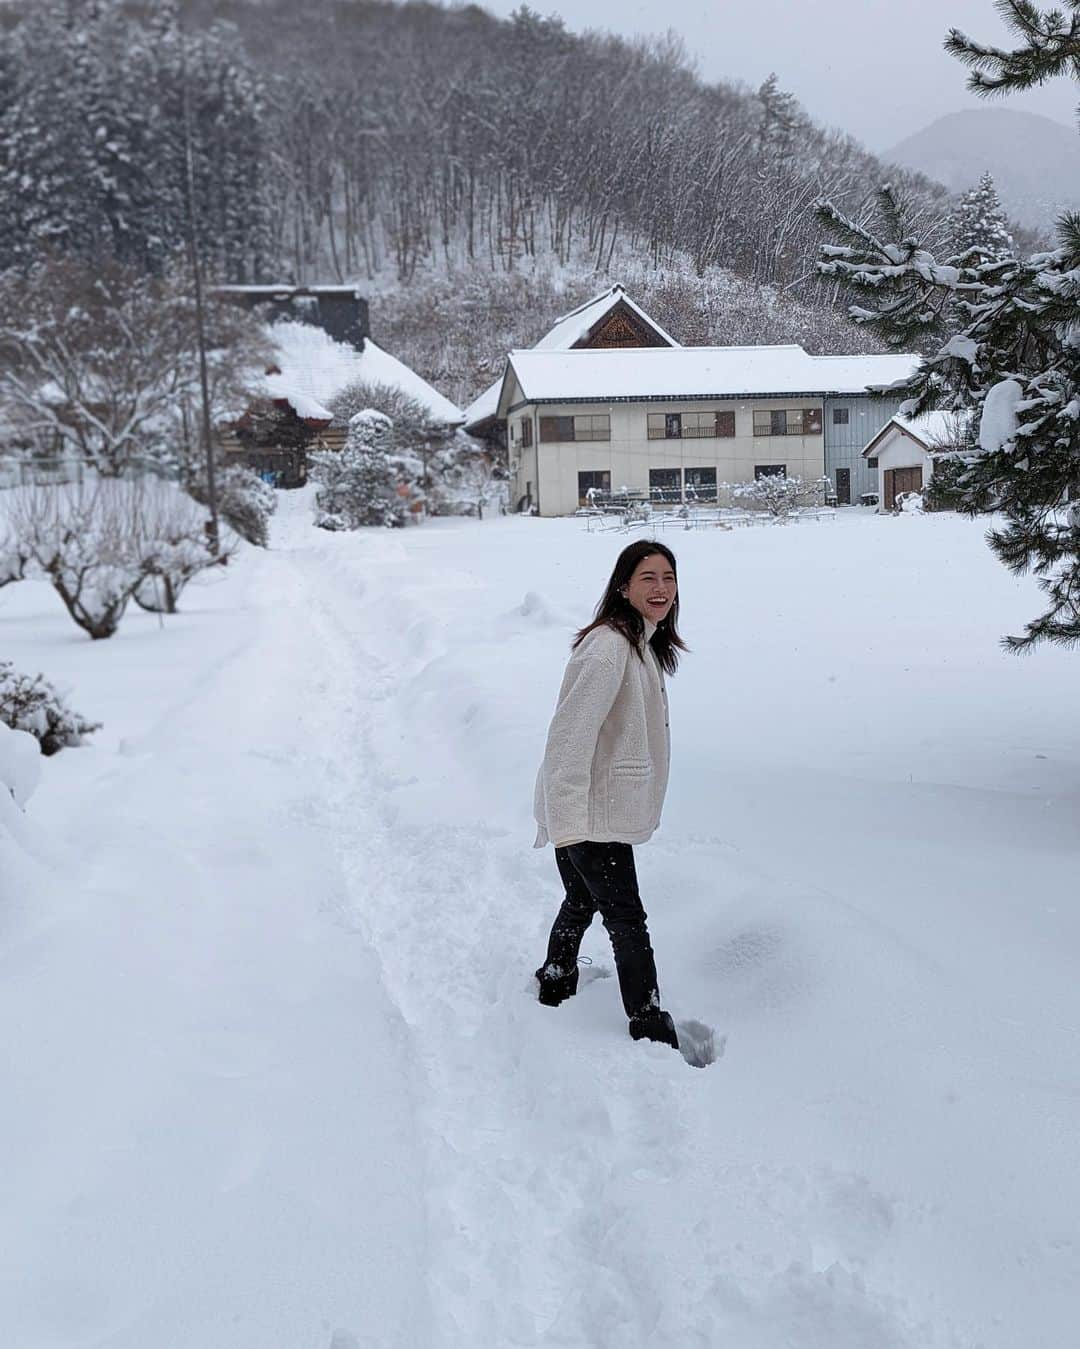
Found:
[607,759,654,833]
[610,759,651,779]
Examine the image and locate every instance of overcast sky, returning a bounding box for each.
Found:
[475,0,1078,151]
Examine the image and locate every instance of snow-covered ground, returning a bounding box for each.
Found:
[2,497,1078,1349]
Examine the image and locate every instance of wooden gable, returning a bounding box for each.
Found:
[572,299,672,350]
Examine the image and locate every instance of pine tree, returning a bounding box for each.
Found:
[949,171,1014,263]
[0,3,276,278]
[817,2,1080,652]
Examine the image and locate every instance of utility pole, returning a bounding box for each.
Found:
[179,20,221,556]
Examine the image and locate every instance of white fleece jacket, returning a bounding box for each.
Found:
[533,619,670,848]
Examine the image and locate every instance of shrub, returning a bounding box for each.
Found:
[187,464,276,547]
[732,474,826,518]
[0,662,100,755]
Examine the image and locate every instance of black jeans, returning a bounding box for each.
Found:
[541,841,662,1018]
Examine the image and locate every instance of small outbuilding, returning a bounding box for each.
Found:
[860,410,965,510]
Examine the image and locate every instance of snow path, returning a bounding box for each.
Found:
[291,528,707,1348]
[4,496,1079,1348]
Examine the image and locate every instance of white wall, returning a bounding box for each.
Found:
[507,399,826,516]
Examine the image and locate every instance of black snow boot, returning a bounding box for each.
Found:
[629,1009,680,1050]
[534,961,579,1007]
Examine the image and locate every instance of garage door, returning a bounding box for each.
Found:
[884,465,923,508]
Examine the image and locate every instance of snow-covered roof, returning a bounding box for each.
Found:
[861,410,965,456]
[534,284,681,352]
[497,346,922,410]
[463,284,679,431]
[270,389,333,423]
[263,321,463,425]
[462,379,502,432]
[810,353,923,395]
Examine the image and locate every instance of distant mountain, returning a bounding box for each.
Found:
[883,107,1080,237]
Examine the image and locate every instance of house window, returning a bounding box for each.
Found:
[542,414,610,442]
[685,467,718,501]
[867,457,879,468]
[833,407,849,425]
[649,468,682,503]
[648,410,735,439]
[519,417,533,448]
[578,470,610,506]
[684,412,714,438]
[754,464,786,480]
[647,412,682,439]
[752,408,823,436]
[573,414,610,442]
[539,415,575,442]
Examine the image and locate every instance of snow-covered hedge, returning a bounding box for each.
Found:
[0,662,100,756]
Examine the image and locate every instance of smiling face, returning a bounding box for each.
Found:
[622,552,677,625]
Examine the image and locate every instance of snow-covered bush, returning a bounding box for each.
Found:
[8,480,148,637]
[0,662,100,755]
[309,409,407,530]
[133,483,227,613]
[733,474,806,518]
[187,464,276,548]
[7,478,222,636]
[897,491,925,515]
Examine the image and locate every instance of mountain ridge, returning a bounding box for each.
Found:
[883,107,1080,236]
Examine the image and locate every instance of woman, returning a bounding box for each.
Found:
[533,540,688,1049]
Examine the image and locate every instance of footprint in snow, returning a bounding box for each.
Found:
[676,1019,724,1069]
[578,960,613,986]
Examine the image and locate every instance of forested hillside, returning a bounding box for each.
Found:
[1,0,959,401]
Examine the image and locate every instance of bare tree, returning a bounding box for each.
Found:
[0,258,270,478]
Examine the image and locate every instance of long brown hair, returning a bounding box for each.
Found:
[573,539,689,675]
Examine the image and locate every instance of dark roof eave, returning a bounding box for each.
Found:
[509,391,841,412]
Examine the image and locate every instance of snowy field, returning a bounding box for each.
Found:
[2,495,1078,1349]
